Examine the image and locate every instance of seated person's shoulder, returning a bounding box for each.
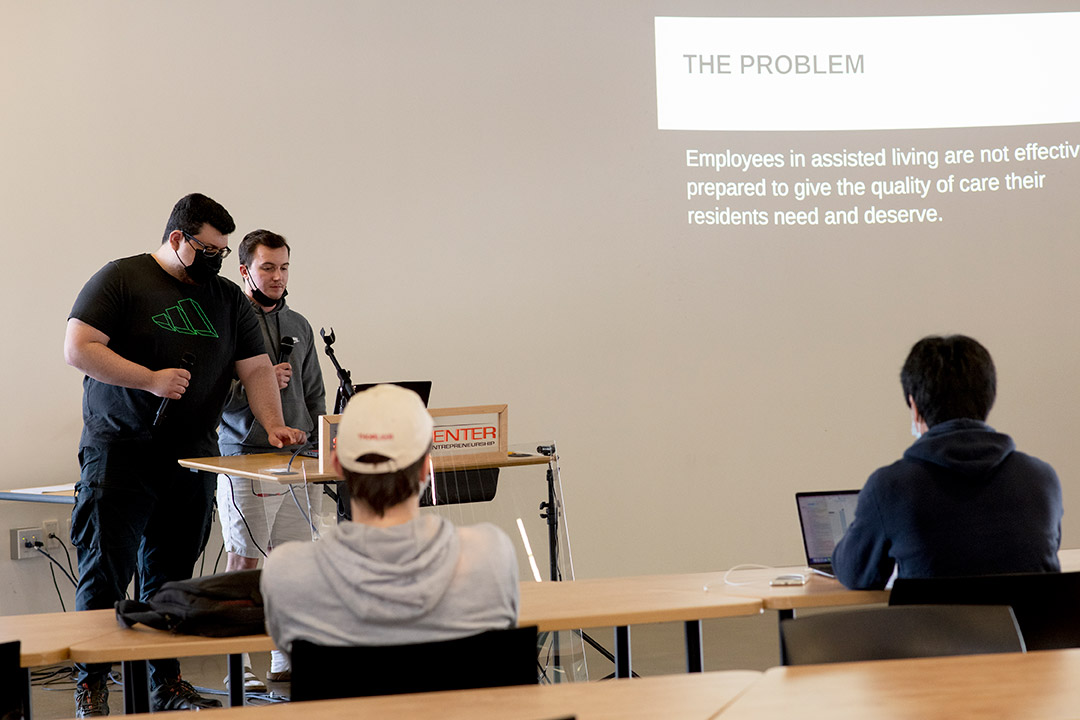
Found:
[457,522,513,548]
[261,540,316,589]
[456,522,517,570]
[1008,448,1059,477]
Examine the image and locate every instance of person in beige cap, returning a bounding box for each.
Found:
[260,384,519,655]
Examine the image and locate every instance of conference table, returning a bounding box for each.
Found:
[712,546,1080,618]
[703,565,889,617]
[518,574,764,678]
[89,668,764,720]
[0,608,120,719]
[720,646,1080,720]
[52,549,1080,714]
[67,617,275,714]
[176,449,552,482]
[60,575,761,713]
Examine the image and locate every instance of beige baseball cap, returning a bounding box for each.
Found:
[335,384,434,474]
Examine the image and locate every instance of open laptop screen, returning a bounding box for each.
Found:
[796,490,860,574]
[353,381,432,407]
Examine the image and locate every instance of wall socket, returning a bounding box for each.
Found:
[10,527,44,560]
[42,519,60,549]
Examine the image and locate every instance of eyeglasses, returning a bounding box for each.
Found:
[182,231,232,259]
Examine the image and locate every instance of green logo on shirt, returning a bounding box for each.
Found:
[152,298,218,338]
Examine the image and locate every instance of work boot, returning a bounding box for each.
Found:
[75,681,109,717]
[151,678,223,711]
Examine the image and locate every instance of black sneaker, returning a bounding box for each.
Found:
[75,681,110,717]
[151,678,223,712]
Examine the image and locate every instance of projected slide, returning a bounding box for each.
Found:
[655,13,1080,232]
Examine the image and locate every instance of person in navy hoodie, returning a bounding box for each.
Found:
[833,334,1062,590]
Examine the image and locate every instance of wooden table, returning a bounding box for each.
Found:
[0,483,76,504]
[723,546,1080,617]
[68,621,275,713]
[721,647,1080,720]
[519,573,763,678]
[716,565,890,616]
[109,669,762,720]
[60,575,759,713]
[0,609,119,718]
[178,451,551,484]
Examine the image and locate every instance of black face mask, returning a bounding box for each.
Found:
[246,271,287,308]
[177,247,223,284]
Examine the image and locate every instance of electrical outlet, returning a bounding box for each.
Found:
[42,520,60,549]
[10,527,44,560]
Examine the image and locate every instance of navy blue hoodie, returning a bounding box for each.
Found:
[833,418,1062,590]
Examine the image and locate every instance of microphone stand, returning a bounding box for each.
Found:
[319,328,357,515]
[319,327,355,413]
[536,443,631,680]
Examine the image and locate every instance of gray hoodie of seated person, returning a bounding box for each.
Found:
[261,514,519,654]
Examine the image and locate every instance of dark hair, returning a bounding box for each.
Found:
[342,445,432,517]
[900,335,996,427]
[237,229,290,267]
[161,193,236,243]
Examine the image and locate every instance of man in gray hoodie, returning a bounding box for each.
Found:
[217,229,326,686]
[261,384,519,654]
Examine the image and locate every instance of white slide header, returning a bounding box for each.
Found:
[655,14,1080,131]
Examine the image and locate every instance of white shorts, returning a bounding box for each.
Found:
[216,474,324,559]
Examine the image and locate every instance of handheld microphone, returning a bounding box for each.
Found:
[279,336,298,363]
[153,352,196,427]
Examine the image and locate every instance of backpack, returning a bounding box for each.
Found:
[115,569,265,637]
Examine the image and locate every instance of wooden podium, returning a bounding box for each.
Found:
[182,403,548,482]
[177,449,549,483]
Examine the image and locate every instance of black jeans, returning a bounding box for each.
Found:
[72,442,215,688]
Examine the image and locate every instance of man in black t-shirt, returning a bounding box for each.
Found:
[64,193,306,716]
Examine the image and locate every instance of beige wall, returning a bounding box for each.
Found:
[2,0,1080,615]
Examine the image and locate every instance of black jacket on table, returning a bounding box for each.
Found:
[832,418,1063,590]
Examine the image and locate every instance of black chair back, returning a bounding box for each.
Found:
[780,605,1024,666]
[0,640,25,720]
[291,625,538,701]
[890,571,1080,651]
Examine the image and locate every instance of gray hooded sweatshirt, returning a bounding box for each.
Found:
[261,514,519,654]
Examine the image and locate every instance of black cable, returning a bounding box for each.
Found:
[213,542,224,574]
[284,442,317,472]
[188,683,287,706]
[287,484,318,536]
[228,473,267,558]
[33,544,78,588]
[50,534,78,582]
[537,658,550,684]
[48,563,66,611]
[31,663,78,692]
[199,510,208,576]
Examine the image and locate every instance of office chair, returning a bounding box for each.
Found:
[0,640,25,720]
[890,571,1080,651]
[779,605,1025,666]
[290,625,539,702]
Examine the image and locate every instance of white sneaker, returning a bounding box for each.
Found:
[224,668,267,693]
[266,650,291,683]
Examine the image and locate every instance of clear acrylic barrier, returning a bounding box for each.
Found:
[420,440,587,682]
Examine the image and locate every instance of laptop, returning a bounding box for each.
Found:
[302,381,434,457]
[795,490,860,578]
[353,381,432,407]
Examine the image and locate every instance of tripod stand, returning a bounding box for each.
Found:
[319,327,355,414]
[536,444,629,680]
[318,328,356,515]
